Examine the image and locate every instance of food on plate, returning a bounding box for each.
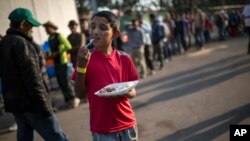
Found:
[95,80,139,96]
[99,83,131,94]
[100,87,116,93]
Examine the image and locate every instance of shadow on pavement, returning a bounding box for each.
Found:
[133,55,250,109]
[156,103,250,141]
[136,54,244,91]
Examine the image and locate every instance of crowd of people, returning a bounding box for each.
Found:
[119,7,249,78]
[0,5,249,141]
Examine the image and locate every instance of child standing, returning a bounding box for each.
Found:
[73,11,139,141]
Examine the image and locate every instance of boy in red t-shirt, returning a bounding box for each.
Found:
[73,11,139,141]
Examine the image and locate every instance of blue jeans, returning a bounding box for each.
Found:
[218,26,226,41]
[14,112,68,141]
[92,126,138,141]
[194,28,204,48]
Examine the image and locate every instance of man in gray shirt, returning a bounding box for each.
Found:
[126,19,147,78]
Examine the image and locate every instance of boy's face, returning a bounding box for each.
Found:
[90,16,115,48]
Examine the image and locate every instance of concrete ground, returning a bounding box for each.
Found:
[0,36,250,141]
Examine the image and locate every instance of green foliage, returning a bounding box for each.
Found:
[97,0,111,7]
[75,0,91,14]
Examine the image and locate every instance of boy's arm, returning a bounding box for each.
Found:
[74,47,90,100]
[74,72,87,100]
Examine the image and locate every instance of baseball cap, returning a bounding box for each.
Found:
[8,8,41,27]
[43,21,58,30]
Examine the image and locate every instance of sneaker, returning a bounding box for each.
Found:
[8,123,17,131]
[71,98,81,108]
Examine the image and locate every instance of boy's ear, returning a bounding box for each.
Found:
[113,30,121,39]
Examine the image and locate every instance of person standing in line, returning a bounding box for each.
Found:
[43,21,80,108]
[73,11,139,141]
[164,12,176,56]
[149,13,166,69]
[127,19,148,78]
[138,15,156,75]
[0,8,68,141]
[203,14,213,43]
[67,20,86,68]
[193,7,205,49]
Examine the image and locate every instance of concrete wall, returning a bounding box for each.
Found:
[0,0,79,44]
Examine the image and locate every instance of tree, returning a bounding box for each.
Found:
[75,0,91,15]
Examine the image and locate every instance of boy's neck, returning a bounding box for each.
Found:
[96,45,113,55]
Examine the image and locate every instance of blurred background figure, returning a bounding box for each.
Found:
[67,20,86,68]
[43,21,80,108]
[80,18,90,44]
[203,14,213,43]
[192,7,205,49]
[138,15,156,75]
[242,5,250,55]
[216,10,229,41]
[174,13,188,53]
[228,11,240,37]
[150,13,166,69]
[164,12,176,56]
[126,19,147,78]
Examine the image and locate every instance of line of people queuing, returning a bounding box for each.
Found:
[122,7,207,78]
[121,7,249,78]
[215,9,245,41]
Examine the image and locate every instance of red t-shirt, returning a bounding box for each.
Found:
[72,48,139,133]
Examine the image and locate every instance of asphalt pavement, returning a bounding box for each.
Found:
[0,36,250,141]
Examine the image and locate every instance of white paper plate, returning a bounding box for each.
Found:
[95,80,139,97]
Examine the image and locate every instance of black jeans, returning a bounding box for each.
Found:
[144,44,155,70]
[55,64,75,102]
[153,42,164,69]
[194,28,204,48]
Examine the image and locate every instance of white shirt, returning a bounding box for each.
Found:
[243,5,250,27]
[140,21,152,45]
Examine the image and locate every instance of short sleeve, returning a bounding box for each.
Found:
[126,56,139,81]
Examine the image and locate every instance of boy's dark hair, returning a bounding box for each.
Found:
[92,11,119,31]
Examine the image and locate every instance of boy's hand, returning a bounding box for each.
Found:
[77,47,91,67]
[123,88,136,99]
